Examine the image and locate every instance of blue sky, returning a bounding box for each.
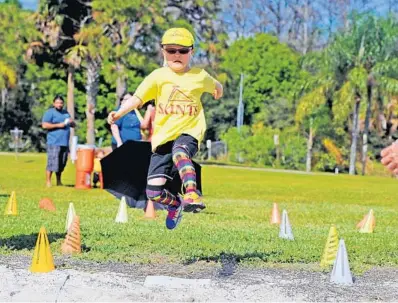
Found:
[14,0,397,14]
[19,0,37,10]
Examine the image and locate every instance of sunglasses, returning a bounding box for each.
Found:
[163,48,191,55]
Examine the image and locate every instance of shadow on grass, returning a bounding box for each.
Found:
[0,233,92,252]
[0,233,65,250]
[0,194,10,198]
[184,251,283,277]
[58,184,75,188]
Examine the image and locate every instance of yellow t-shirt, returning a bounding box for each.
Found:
[134,67,217,151]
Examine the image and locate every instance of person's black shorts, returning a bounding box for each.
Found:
[46,145,68,173]
[147,134,198,181]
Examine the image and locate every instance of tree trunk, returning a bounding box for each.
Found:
[86,58,100,145]
[386,95,394,141]
[361,83,373,175]
[67,66,75,146]
[115,59,126,107]
[349,97,361,175]
[306,119,313,173]
[1,88,8,107]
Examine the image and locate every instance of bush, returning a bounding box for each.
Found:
[221,126,307,170]
[280,131,306,170]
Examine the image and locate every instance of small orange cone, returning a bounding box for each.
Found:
[4,191,17,215]
[30,226,55,273]
[144,200,156,219]
[61,215,81,254]
[39,197,56,212]
[270,203,281,224]
[356,209,376,230]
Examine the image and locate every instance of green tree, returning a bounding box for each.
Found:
[0,1,37,105]
[296,14,398,175]
[0,2,41,149]
[28,0,92,144]
[328,15,398,175]
[221,33,307,128]
[91,0,165,106]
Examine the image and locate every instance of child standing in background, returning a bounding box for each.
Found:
[93,149,105,188]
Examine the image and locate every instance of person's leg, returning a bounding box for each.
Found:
[145,148,182,229]
[146,152,178,207]
[46,145,59,187]
[56,146,68,186]
[93,172,99,188]
[172,134,205,212]
[146,178,177,206]
[46,171,52,187]
[56,172,63,186]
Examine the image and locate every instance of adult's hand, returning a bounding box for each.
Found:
[108,111,117,124]
[68,118,76,128]
[381,141,398,174]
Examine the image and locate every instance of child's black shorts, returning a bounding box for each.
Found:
[147,134,198,181]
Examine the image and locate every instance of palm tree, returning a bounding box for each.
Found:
[91,1,165,106]
[298,14,398,175]
[353,16,398,175]
[73,25,103,145]
[64,45,87,143]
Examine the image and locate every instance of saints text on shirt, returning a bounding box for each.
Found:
[157,86,199,116]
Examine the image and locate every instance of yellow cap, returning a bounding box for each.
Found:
[161,28,194,47]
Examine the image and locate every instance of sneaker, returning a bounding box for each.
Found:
[180,191,206,213]
[165,202,183,230]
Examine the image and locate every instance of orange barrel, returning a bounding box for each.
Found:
[75,144,95,189]
[75,171,92,189]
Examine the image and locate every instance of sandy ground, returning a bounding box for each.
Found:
[1,255,398,302]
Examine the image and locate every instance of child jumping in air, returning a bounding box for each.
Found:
[107,28,223,230]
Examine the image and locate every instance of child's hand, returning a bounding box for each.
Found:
[107,111,117,124]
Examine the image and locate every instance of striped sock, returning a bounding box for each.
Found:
[172,147,197,193]
[146,185,179,207]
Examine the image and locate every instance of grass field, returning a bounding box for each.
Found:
[1,153,398,273]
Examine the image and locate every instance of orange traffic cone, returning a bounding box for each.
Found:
[356,209,376,230]
[144,200,156,219]
[61,215,81,254]
[30,227,55,273]
[270,203,281,225]
[39,197,56,212]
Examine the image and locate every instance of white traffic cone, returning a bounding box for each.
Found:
[115,196,128,223]
[330,239,353,285]
[65,202,76,232]
[279,209,294,240]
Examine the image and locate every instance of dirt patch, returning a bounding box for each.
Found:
[1,255,398,301]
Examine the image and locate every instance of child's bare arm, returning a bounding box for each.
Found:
[110,124,123,147]
[140,105,154,129]
[213,81,223,100]
[108,95,143,125]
